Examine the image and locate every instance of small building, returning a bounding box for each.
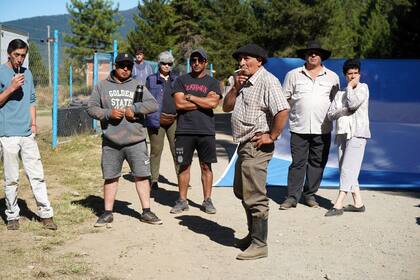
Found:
[85,53,158,87]
[85,52,113,87]
[0,24,29,67]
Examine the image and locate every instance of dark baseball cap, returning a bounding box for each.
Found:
[115,53,134,64]
[190,48,208,60]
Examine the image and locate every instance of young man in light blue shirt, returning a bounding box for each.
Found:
[0,39,57,230]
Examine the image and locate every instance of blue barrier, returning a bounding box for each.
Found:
[214,58,420,189]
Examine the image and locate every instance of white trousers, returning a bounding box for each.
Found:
[0,135,53,221]
[336,135,367,192]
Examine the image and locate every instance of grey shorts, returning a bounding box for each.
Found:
[101,139,150,180]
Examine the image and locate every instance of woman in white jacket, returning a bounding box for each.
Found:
[325,59,371,216]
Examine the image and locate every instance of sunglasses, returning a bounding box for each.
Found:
[190,57,206,64]
[160,62,173,66]
[116,63,133,70]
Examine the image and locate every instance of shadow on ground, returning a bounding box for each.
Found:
[72,195,142,220]
[267,186,333,210]
[0,198,38,223]
[151,186,202,210]
[175,215,235,247]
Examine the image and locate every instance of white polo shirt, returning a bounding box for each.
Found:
[283,65,339,134]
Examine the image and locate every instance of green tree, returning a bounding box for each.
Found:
[28,42,49,87]
[391,0,420,57]
[202,0,256,78]
[170,0,207,60]
[65,0,122,64]
[127,0,176,61]
[249,0,334,57]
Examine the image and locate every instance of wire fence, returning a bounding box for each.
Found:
[25,30,225,148]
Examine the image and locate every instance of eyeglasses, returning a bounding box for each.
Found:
[116,63,133,70]
[160,62,173,66]
[190,57,206,64]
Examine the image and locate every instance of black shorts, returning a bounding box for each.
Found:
[175,135,217,166]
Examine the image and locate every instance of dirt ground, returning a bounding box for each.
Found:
[38,113,420,280]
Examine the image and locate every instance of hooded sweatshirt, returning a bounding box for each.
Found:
[88,71,158,146]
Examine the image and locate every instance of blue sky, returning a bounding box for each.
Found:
[0,0,140,22]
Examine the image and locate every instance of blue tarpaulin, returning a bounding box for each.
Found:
[214,58,420,189]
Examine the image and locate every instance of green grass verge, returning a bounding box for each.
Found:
[0,131,111,279]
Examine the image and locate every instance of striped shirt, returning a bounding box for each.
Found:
[231,66,290,143]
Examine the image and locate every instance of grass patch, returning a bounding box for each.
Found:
[0,129,107,279]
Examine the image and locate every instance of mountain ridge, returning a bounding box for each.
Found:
[1,7,137,43]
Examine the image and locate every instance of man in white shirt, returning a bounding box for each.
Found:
[280,40,339,209]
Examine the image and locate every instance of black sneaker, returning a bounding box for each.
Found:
[140,211,163,225]
[201,198,217,214]
[7,219,19,230]
[94,212,113,227]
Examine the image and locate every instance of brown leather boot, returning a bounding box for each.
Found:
[41,217,58,230]
[236,217,268,260]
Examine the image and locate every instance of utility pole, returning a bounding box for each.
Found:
[47,25,52,87]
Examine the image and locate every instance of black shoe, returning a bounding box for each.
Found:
[325,208,344,217]
[94,212,113,227]
[279,198,297,210]
[343,205,366,212]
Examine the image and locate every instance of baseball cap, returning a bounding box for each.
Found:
[190,48,208,61]
[115,53,134,64]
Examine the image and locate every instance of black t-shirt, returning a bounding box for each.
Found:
[172,73,222,135]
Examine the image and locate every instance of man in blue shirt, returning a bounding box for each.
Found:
[132,47,154,85]
[0,39,57,231]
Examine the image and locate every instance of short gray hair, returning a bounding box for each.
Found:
[158,51,175,64]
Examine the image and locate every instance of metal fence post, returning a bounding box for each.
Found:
[187,58,190,73]
[52,29,59,149]
[69,64,73,101]
[113,40,118,63]
[210,63,213,77]
[92,52,98,130]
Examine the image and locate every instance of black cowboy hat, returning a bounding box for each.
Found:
[296,40,331,61]
[232,43,268,64]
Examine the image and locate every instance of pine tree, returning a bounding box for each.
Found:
[65,0,122,64]
[28,42,49,87]
[202,0,256,78]
[127,0,176,61]
[170,0,206,61]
